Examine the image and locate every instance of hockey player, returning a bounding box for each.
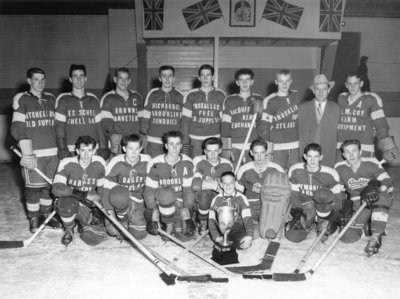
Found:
[140,65,184,157]
[337,72,399,161]
[55,64,110,160]
[52,136,107,246]
[144,131,196,242]
[11,67,61,233]
[285,143,343,243]
[260,69,300,170]
[103,134,151,240]
[209,171,254,250]
[181,64,226,157]
[192,137,233,234]
[100,68,143,157]
[221,68,263,167]
[236,138,285,239]
[335,139,394,256]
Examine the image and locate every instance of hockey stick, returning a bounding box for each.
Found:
[0,211,57,249]
[0,147,56,249]
[171,230,209,263]
[157,228,236,277]
[243,201,368,281]
[234,113,257,175]
[293,227,328,274]
[92,200,228,285]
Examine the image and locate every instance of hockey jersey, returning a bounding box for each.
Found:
[334,158,393,199]
[337,92,390,152]
[52,155,106,197]
[260,92,300,150]
[288,162,342,207]
[140,88,183,140]
[209,191,254,240]
[144,154,194,209]
[55,92,105,151]
[103,154,151,210]
[221,93,263,147]
[11,91,57,157]
[192,156,233,190]
[181,88,226,140]
[100,89,143,138]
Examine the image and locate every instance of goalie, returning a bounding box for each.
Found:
[335,139,394,256]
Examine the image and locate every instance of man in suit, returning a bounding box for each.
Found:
[298,74,340,167]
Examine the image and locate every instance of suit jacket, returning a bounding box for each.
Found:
[298,99,340,167]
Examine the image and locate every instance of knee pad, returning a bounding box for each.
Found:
[25,187,40,204]
[128,225,148,240]
[109,186,130,213]
[196,190,214,214]
[340,226,362,243]
[156,186,177,219]
[56,196,79,217]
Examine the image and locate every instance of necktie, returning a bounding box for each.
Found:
[316,103,323,122]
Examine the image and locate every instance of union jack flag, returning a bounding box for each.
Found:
[319,0,343,32]
[143,0,164,31]
[182,0,223,31]
[262,0,304,30]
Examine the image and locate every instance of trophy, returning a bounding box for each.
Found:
[211,205,239,265]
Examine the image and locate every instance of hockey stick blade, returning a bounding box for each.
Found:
[0,211,57,249]
[242,272,307,281]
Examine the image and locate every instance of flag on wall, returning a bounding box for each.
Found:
[143,0,164,31]
[262,0,304,30]
[182,0,223,31]
[319,0,343,32]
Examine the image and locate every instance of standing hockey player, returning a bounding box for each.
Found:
[209,171,254,249]
[140,65,184,157]
[11,67,61,233]
[335,139,394,256]
[100,68,143,156]
[181,64,226,157]
[192,137,233,234]
[236,138,285,239]
[298,74,340,167]
[221,68,263,167]
[337,72,399,161]
[144,131,196,241]
[55,64,109,160]
[285,143,343,243]
[260,69,300,170]
[102,134,151,240]
[52,136,107,246]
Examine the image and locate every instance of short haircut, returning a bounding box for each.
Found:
[235,68,254,80]
[304,143,323,155]
[276,69,291,78]
[26,68,45,79]
[250,138,268,152]
[198,64,215,76]
[202,137,222,151]
[114,67,130,78]
[70,64,86,77]
[161,131,183,146]
[340,139,361,153]
[121,134,142,147]
[75,135,97,150]
[346,71,361,81]
[159,65,175,76]
[220,171,236,181]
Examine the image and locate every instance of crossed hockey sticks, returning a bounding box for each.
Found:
[171,230,209,264]
[0,147,56,250]
[243,201,368,281]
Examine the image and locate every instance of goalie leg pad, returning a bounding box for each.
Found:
[259,171,291,239]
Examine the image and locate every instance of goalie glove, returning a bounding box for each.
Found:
[361,180,381,206]
[180,208,196,239]
[379,136,400,161]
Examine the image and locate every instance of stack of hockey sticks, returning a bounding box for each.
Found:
[0,147,57,249]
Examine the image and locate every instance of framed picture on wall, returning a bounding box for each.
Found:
[229,0,256,27]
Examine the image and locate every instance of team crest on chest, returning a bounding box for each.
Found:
[347,177,369,190]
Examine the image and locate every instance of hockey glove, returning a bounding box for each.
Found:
[361,182,381,207]
[56,136,72,160]
[239,235,253,250]
[180,208,196,239]
[144,208,160,235]
[287,207,307,230]
[72,189,96,208]
[379,136,400,161]
[20,154,37,170]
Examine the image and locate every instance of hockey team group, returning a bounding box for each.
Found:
[10,63,399,269]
